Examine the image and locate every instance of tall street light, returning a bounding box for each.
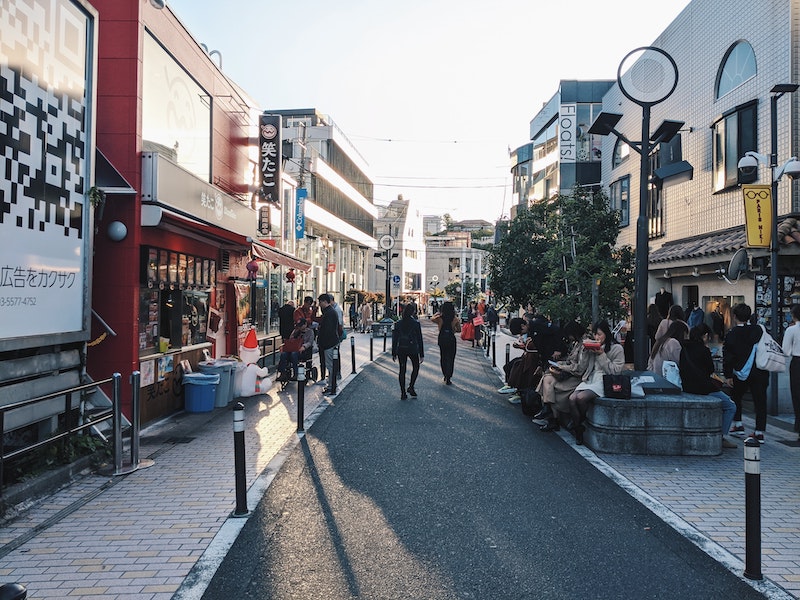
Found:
[738,83,800,414]
[589,47,683,370]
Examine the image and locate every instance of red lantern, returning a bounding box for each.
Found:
[285,268,296,283]
[246,258,259,280]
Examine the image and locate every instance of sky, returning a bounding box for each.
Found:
[165,0,692,222]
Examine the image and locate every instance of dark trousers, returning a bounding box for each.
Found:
[730,369,769,431]
[397,351,420,392]
[790,357,800,432]
[438,330,456,380]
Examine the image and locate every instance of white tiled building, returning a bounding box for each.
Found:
[595,0,800,411]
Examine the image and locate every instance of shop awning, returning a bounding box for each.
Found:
[251,240,311,272]
[96,149,136,195]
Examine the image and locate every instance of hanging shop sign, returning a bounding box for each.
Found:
[295,188,306,239]
[259,113,282,203]
[742,185,772,248]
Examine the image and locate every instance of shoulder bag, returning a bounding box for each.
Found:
[755,324,788,372]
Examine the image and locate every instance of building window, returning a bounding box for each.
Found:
[610,176,630,227]
[612,139,630,168]
[712,101,758,192]
[648,152,664,239]
[448,257,460,272]
[716,41,757,100]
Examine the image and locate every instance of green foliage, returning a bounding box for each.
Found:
[444,280,481,308]
[487,188,634,325]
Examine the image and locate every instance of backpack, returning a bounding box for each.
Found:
[396,321,418,354]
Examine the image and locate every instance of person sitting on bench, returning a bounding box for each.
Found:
[276,318,314,381]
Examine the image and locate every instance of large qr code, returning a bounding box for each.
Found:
[0,0,89,239]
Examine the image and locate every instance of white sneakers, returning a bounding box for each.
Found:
[498,385,515,394]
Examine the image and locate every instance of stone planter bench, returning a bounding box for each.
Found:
[585,392,723,456]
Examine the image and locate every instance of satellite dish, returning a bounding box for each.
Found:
[718,248,748,284]
[728,248,749,279]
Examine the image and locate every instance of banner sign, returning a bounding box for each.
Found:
[559,103,577,163]
[295,188,306,239]
[259,114,281,203]
[742,185,772,248]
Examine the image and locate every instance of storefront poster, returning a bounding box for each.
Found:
[157,354,173,382]
[140,359,155,387]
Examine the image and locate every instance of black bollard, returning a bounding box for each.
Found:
[296,364,306,433]
[370,335,374,361]
[331,346,340,394]
[492,333,496,366]
[505,343,511,378]
[486,328,491,357]
[383,330,387,352]
[232,402,249,517]
[0,583,27,600]
[351,335,356,374]
[743,436,763,580]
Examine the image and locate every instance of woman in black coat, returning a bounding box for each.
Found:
[723,303,768,441]
[392,303,424,399]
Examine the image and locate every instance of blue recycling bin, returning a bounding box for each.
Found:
[198,360,236,407]
[183,372,219,413]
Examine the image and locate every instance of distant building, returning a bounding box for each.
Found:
[510,80,614,218]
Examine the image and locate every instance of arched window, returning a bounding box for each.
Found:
[612,139,630,168]
[716,41,756,99]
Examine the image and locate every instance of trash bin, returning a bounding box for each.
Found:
[183,373,219,413]
[217,358,239,401]
[198,360,236,407]
[371,319,394,338]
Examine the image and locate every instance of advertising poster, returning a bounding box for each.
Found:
[0,0,94,348]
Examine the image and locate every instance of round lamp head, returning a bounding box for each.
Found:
[107,220,128,242]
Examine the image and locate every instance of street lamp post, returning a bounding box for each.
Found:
[738,83,800,414]
[589,47,682,371]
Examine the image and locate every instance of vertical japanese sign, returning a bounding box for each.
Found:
[259,114,281,203]
[742,185,772,248]
[295,188,306,239]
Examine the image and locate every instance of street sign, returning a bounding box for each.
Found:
[392,274,401,286]
[327,263,336,273]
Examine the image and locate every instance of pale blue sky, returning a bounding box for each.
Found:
[165,0,691,221]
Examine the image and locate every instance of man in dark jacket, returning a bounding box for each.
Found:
[723,303,768,442]
[278,299,295,341]
[317,294,340,394]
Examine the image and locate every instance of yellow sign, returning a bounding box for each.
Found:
[742,185,772,248]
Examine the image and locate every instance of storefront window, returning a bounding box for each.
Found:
[139,246,214,355]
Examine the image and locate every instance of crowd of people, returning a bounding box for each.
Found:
[497,297,800,448]
[275,291,800,447]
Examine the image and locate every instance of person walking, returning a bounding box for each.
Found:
[360,300,372,333]
[723,303,769,443]
[392,303,424,399]
[316,294,340,395]
[782,304,800,440]
[430,301,460,385]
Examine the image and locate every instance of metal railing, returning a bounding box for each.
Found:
[0,372,150,494]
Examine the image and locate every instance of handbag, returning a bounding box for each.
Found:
[603,374,632,399]
[661,360,683,389]
[755,324,788,372]
[472,315,484,326]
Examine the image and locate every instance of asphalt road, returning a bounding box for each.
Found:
[202,322,765,600]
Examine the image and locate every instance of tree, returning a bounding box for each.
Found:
[444,280,480,309]
[443,213,453,230]
[486,202,550,311]
[487,188,634,325]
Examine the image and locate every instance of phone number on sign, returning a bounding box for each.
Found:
[0,297,37,307]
